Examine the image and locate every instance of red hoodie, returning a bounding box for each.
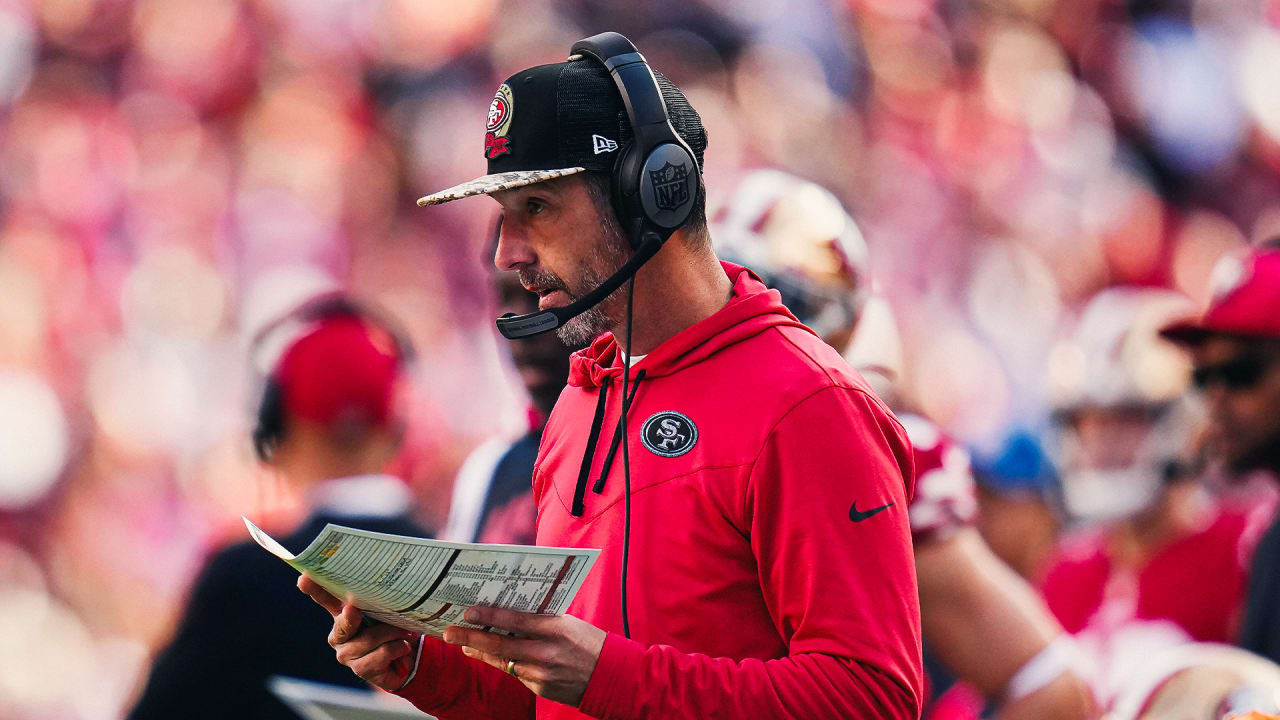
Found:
[398,263,922,718]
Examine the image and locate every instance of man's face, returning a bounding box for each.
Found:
[1192,336,1280,473]
[491,175,630,346]
[1063,406,1159,472]
[1054,403,1196,522]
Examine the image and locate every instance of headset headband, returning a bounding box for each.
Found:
[251,293,414,370]
[569,35,686,169]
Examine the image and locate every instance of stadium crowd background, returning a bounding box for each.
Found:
[1,0,1279,717]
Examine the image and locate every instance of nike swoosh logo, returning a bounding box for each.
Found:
[849,501,895,523]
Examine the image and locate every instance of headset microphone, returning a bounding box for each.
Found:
[496,232,662,339]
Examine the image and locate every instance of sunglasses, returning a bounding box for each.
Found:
[1192,354,1277,391]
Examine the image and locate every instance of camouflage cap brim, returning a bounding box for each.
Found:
[416,167,586,207]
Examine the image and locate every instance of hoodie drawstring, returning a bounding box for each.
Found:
[593,369,646,494]
[571,377,612,517]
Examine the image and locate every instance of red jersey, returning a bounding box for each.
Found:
[900,414,978,545]
[397,263,923,718]
[1039,502,1251,644]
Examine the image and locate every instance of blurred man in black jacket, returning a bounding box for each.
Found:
[128,295,431,720]
[1161,244,1280,665]
[444,267,575,547]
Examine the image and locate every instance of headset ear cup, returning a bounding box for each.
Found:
[609,143,643,249]
[253,378,286,462]
[637,143,699,232]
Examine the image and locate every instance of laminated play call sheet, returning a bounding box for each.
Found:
[244,517,599,638]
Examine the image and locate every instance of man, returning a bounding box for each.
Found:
[301,33,923,718]
[1040,286,1252,648]
[1159,245,1280,665]
[712,168,1095,720]
[128,295,429,720]
[443,257,577,547]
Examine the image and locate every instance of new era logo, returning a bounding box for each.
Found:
[592,134,618,155]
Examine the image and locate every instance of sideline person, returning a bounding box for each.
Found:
[1160,244,1280,665]
[129,295,428,720]
[301,32,923,719]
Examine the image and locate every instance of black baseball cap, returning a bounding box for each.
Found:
[416,56,707,207]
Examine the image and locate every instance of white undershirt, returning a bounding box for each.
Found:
[626,353,646,367]
[305,474,412,519]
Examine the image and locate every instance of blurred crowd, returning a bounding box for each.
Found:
[3,0,1280,718]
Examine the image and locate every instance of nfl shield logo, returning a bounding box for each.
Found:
[649,162,690,211]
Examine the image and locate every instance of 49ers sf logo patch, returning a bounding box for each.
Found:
[485,83,515,159]
[641,411,698,458]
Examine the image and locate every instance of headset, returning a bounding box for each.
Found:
[250,293,414,463]
[494,31,702,341]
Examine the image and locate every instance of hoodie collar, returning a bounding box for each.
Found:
[568,262,811,389]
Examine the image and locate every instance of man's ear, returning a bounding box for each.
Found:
[253,378,286,462]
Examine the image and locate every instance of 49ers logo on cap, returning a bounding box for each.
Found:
[485,83,515,159]
[641,411,698,458]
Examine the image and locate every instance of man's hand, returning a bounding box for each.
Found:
[443,606,606,707]
[298,574,419,692]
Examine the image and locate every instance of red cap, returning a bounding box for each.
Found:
[276,316,401,427]
[1161,249,1280,346]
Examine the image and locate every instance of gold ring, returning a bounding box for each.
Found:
[505,658,517,677]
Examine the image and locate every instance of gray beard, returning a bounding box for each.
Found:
[556,254,622,346]
[557,300,613,346]
[555,227,631,347]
